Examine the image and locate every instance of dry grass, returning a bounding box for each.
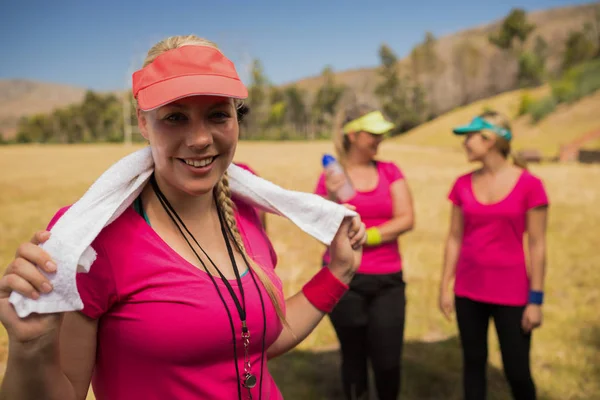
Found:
[0,142,599,399]
[396,87,600,157]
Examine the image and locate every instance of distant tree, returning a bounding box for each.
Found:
[16,118,33,143]
[102,95,124,142]
[410,32,444,115]
[266,100,286,129]
[590,4,600,58]
[518,51,545,87]
[452,39,482,105]
[486,49,514,96]
[533,35,549,64]
[284,85,308,137]
[269,85,285,105]
[410,32,441,79]
[505,35,548,88]
[488,9,536,91]
[79,92,122,142]
[14,90,126,144]
[248,59,268,102]
[79,91,104,141]
[51,108,71,143]
[375,44,412,132]
[265,85,286,128]
[16,114,52,143]
[597,7,600,57]
[410,84,427,124]
[65,104,87,143]
[562,30,596,70]
[311,66,345,136]
[245,59,269,138]
[489,8,535,51]
[409,47,421,83]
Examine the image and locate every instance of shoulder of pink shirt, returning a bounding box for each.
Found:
[521,168,543,184]
[376,160,404,180]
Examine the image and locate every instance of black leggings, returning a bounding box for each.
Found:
[329,272,406,400]
[455,296,536,400]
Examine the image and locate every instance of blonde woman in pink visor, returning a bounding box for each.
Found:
[0,35,367,400]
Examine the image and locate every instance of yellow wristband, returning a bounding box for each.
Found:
[365,227,382,246]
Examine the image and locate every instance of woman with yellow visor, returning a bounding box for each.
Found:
[314,103,415,400]
[439,110,549,399]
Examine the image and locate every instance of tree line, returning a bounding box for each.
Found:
[11,6,600,144]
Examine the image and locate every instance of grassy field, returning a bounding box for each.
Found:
[1,142,599,399]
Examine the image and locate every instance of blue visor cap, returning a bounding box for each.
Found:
[452,116,512,141]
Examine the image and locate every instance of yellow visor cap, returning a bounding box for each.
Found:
[342,111,395,135]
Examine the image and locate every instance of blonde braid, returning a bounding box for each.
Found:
[215,173,287,324]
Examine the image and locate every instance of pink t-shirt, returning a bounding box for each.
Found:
[315,160,405,275]
[448,170,549,306]
[46,199,284,400]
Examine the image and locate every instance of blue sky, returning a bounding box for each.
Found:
[0,0,592,91]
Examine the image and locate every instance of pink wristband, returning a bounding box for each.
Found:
[302,267,350,313]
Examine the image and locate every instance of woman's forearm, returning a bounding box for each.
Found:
[528,240,546,292]
[440,237,461,291]
[1,339,76,400]
[375,214,414,243]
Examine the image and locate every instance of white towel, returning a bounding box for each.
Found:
[9,147,356,318]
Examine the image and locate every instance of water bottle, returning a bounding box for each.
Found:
[322,154,356,202]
